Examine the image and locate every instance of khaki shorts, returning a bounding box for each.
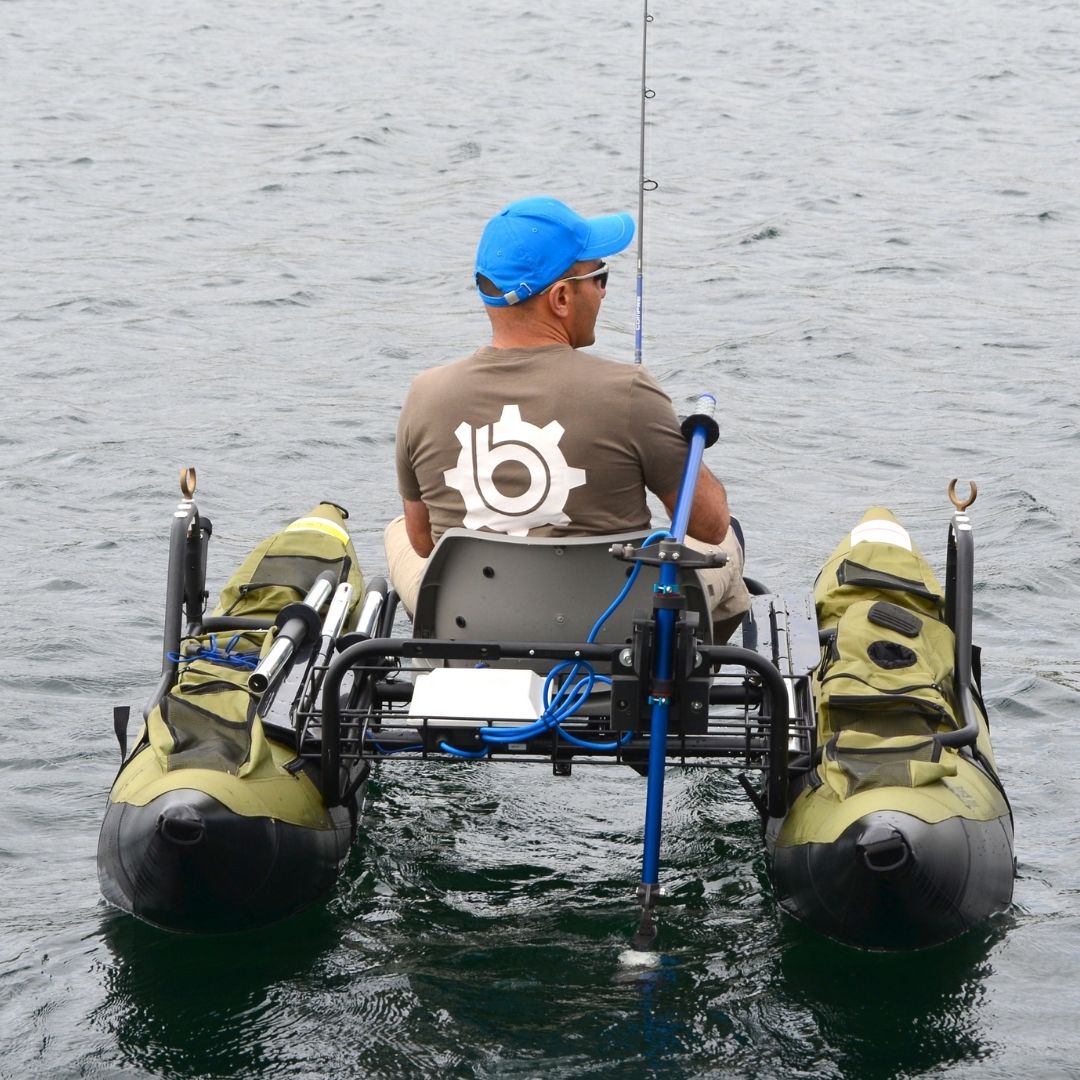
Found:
[384,517,752,638]
[383,515,429,617]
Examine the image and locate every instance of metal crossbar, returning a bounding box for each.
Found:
[291,641,816,809]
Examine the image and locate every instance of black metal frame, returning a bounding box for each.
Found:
[942,509,981,748]
[295,633,812,819]
[141,482,819,843]
[143,495,212,720]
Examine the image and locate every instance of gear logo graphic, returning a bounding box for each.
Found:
[444,405,586,535]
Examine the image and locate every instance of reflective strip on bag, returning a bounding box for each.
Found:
[285,516,350,545]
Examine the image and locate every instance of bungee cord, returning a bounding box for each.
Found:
[167,633,260,671]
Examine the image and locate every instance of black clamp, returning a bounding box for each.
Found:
[651,589,686,611]
[610,608,711,736]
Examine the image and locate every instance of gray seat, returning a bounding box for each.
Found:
[411,529,713,651]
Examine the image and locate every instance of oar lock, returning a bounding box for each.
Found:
[179,466,197,500]
[948,478,978,512]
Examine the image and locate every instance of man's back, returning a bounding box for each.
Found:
[396,344,690,542]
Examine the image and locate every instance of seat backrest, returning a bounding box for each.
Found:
[412,529,712,648]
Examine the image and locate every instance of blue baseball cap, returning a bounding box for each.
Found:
[475,196,635,307]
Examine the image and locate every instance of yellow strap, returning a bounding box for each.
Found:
[285,516,350,545]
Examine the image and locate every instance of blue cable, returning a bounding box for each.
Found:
[439,740,490,759]
[475,659,595,743]
[584,529,671,645]
[167,633,260,671]
[368,739,425,755]
[557,727,634,751]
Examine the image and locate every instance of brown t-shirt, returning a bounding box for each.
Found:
[395,345,691,543]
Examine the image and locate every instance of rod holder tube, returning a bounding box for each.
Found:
[321,582,354,644]
[145,498,199,719]
[248,572,336,695]
[354,579,388,640]
[182,516,211,633]
[294,581,355,715]
[160,501,199,674]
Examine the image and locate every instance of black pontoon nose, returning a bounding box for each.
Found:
[98,788,349,934]
[773,809,1014,950]
[156,802,206,846]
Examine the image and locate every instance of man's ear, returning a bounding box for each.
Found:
[545,281,572,318]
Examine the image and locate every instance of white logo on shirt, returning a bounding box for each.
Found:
[444,404,586,535]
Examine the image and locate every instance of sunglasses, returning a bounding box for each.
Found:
[540,262,609,294]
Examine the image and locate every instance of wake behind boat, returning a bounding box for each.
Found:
[98,418,1014,948]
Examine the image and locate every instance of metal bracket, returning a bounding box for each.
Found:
[609,539,728,571]
[610,611,710,734]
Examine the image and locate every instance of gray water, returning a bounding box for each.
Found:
[2,1,1079,1077]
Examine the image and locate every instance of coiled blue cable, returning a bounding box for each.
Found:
[476,660,599,744]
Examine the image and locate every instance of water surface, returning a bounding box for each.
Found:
[2,1,1078,1076]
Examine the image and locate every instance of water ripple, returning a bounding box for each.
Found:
[3,0,1079,1076]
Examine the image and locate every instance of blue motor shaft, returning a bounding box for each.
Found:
[639,393,718,898]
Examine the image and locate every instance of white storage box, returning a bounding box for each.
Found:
[405,667,546,727]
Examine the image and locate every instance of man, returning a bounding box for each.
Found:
[384,195,750,640]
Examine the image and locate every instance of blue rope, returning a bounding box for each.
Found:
[168,633,261,671]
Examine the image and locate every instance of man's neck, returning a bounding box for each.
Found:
[488,324,572,349]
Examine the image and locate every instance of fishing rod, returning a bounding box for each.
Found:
[634,0,656,365]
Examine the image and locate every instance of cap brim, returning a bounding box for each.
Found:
[579,212,636,261]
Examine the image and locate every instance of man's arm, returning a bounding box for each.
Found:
[403,497,435,557]
[658,464,730,545]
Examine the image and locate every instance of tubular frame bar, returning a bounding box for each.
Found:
[939,514,980,748]
[314,638,794,810]
[144,497,200,720]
